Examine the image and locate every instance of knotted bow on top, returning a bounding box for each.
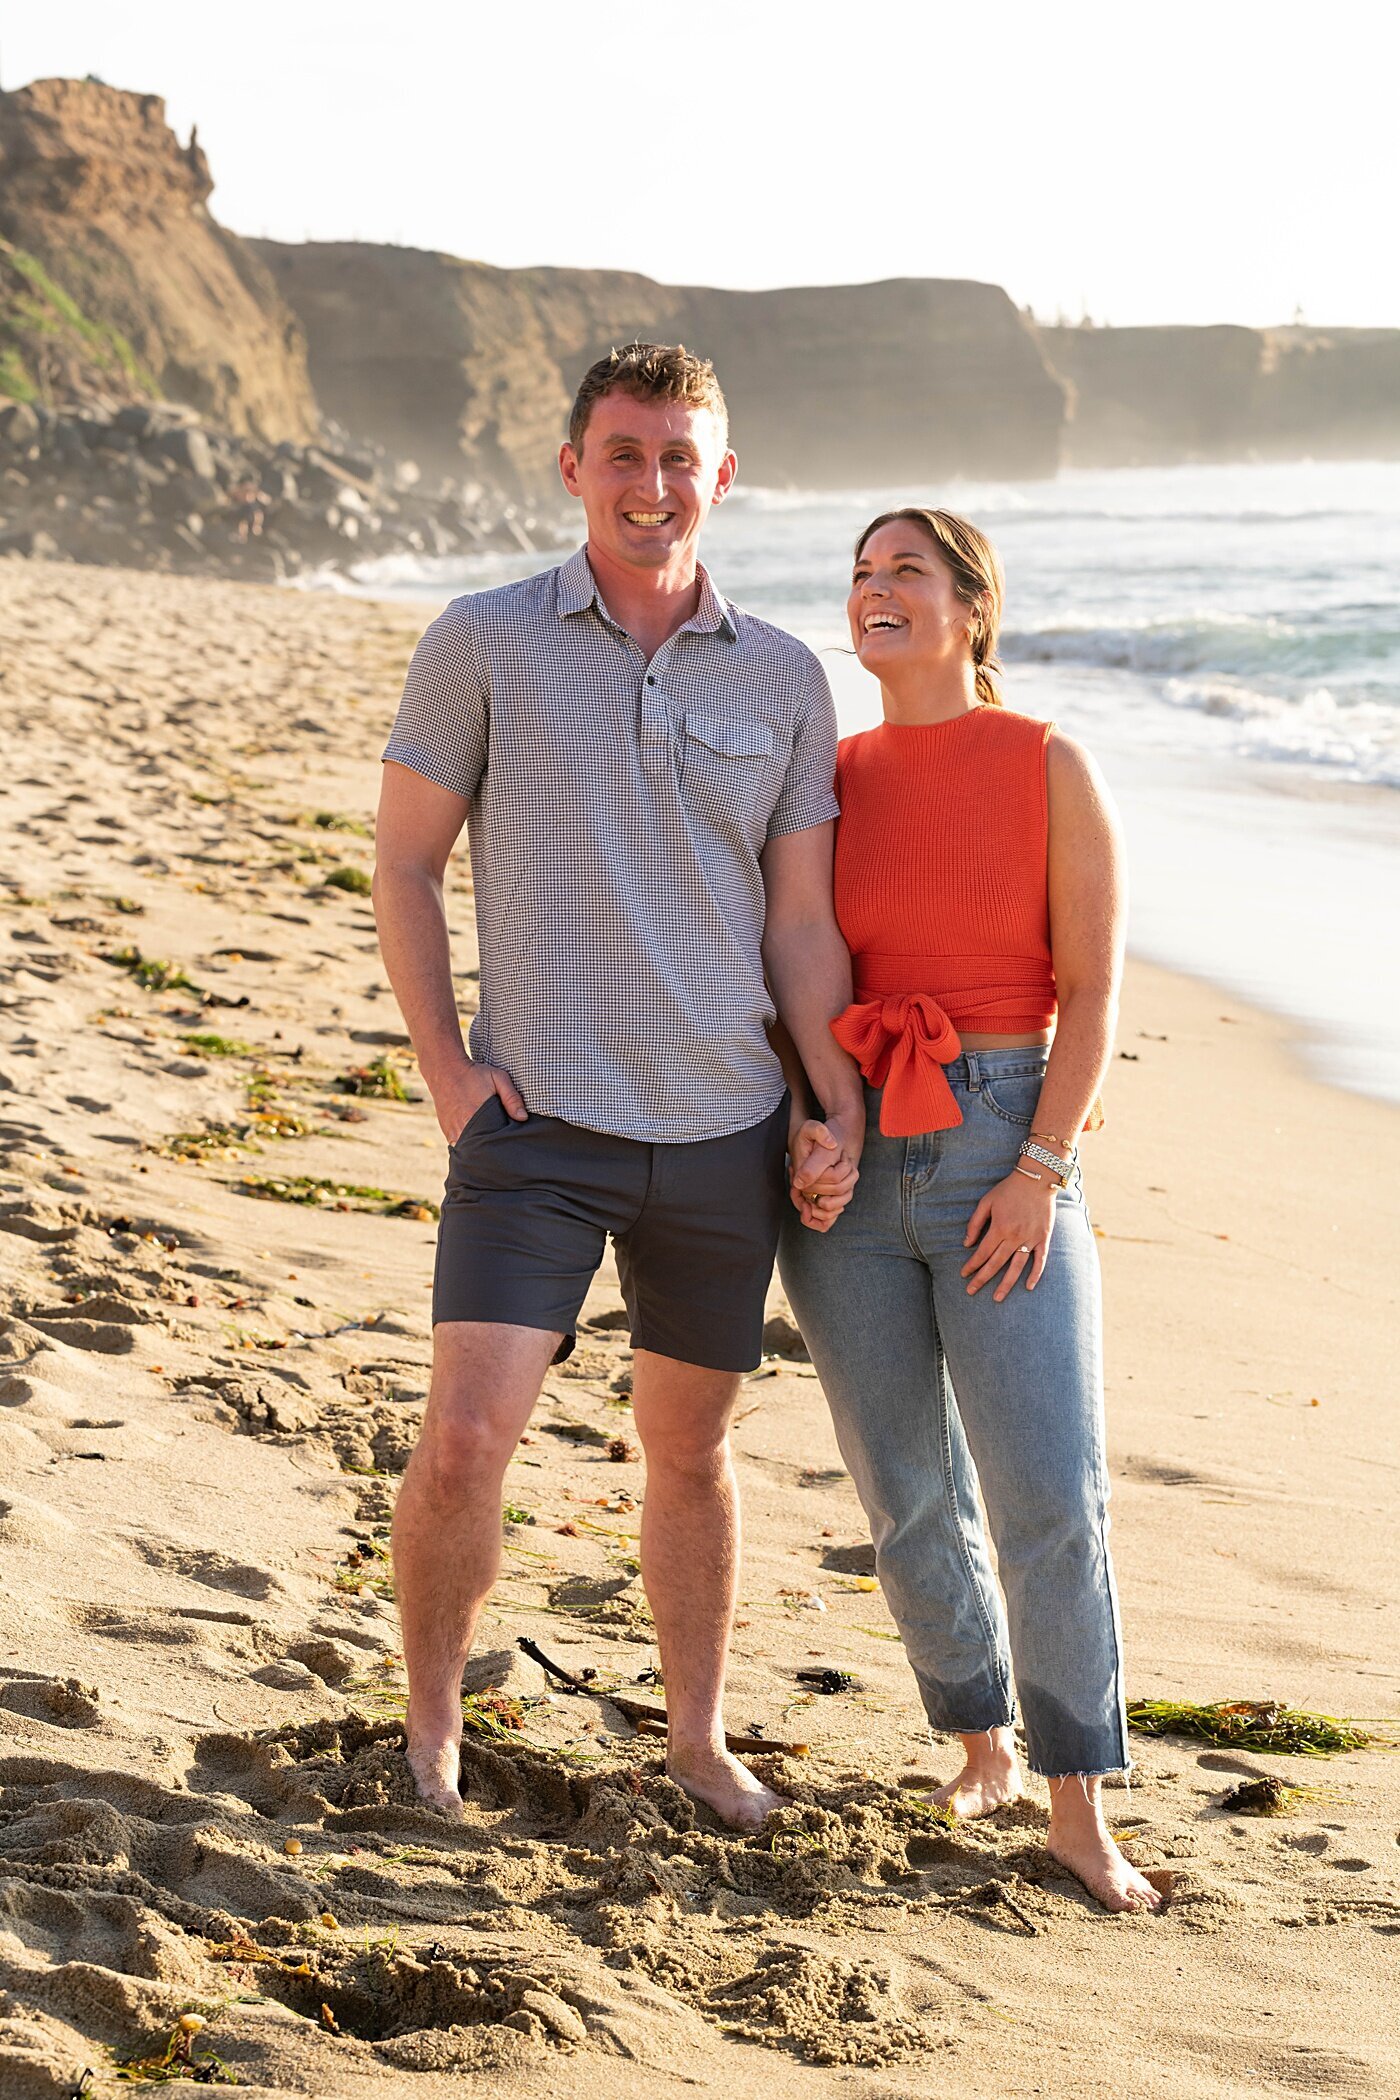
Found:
[831,993,964,1136]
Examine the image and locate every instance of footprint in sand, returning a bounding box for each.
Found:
[283,1636,360,1685]
[252,1659,322,1692]
[1197,1749,1271,1777]
[0,1199,80,1245]
[25,1317,137,1357]
[25,1292,151,1354]
[133,1538,286,1602]
[0,1669,102,1728]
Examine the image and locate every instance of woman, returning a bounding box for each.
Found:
[779,508,1161,1914]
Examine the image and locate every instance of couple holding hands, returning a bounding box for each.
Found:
[373,342,1160,1915]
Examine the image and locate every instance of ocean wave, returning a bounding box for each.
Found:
[1002,612,1400,686]
[981,506,1367,528]
[1161,682,1400,786]
[1031,660,1400,788]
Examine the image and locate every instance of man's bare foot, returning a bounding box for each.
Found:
[405,1712,466,1818]
[667,1743,784,1831]
[1047,1778,1163,1914]
[931,1726,1023,1819]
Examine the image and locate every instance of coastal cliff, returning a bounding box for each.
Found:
[1043,323,1400,466]
[3,70,1398,567]
[0,78,316,440]
[251,242,1066,496]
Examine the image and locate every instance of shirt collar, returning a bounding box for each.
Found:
[556,545,736,642]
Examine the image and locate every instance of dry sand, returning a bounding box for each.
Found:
[0,560,1396,2100]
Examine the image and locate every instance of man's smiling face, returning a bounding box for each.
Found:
[559,391,737,575]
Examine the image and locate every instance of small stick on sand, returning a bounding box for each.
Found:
[516,1636,810,1757]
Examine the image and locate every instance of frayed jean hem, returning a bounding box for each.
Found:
[1029,1759,1135,1783]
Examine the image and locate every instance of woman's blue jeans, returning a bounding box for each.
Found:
[779,1051,1130,1778]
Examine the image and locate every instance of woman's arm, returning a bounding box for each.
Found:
[960,732,1126,1300]
[1034,730,1128,1145]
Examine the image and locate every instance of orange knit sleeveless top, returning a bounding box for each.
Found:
[831,707,1056,1136]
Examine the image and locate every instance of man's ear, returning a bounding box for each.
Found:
[558,441,582,498]
[711,448,739,506]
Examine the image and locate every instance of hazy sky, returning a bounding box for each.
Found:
[5,0,1392,328]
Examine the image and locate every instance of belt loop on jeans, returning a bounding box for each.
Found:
[963,1050,981,1090]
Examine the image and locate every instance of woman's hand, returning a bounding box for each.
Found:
[960,1171,1058,1299]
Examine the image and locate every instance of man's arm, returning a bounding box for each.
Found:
[373,761,526,1142]
[760,821,864,1225]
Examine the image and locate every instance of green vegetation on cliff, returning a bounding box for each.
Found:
[0,238,156,404]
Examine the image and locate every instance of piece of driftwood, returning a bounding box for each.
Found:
[517,1636,809,1756]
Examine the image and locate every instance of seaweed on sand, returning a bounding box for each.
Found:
[1219,1776,1324,1815]
[238,1172,439,1219]
[181,1032,254,1058]
[334,1055,411,1100]
[1126,1698,1376,1756]
[105,945,201,993]
[114,2013,235,2084]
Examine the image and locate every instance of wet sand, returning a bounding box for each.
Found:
[0,561,1396,2098]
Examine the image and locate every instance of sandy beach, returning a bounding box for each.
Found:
[1,559,1396,2099]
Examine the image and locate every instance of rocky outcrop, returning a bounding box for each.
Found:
[253,242,1066,495]
[0,398,560,579]
[1042,323,1400,465]
[0,78,316,441]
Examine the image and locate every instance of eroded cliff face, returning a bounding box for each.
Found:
[0,79,316,440]
[252,241,1066,495]
[1042,324,1400,465]
[7,73,1393,510]
[249,243,684,494]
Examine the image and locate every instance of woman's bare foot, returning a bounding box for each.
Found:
[931,1726,1023,1819]
[1046,1775,1163,1914]
[405,1705,466,1818]
[668,1743,784,1831]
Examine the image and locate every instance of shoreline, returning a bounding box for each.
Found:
[2,560,1396,2096]
[820,647,1400,1113]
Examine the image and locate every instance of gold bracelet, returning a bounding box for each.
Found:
[1014,1165,1051,1184]
[1031,1128,1078,1153]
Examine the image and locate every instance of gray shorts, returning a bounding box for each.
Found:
[433,1094,789,1372]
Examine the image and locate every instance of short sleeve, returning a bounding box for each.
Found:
[381,597,489,799]
[766,652,840,840]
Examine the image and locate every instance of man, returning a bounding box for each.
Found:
[374,342,861,1830]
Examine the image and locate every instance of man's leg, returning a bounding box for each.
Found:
[392,1319,560,1814]
[629,1350,783,1831]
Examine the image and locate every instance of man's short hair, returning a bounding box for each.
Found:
[568,341,729,454]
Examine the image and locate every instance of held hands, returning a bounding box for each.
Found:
[435,1059,528,1146]
[788,1103,864,1234]
[961,1171,1058,1300]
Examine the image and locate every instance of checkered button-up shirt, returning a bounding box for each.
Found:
[382,547,839,1142]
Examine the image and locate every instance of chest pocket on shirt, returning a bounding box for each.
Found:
[680,712,776,834]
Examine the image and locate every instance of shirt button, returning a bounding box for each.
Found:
[646,675,656,685]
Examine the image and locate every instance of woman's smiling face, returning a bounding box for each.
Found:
[847,520,973,672]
